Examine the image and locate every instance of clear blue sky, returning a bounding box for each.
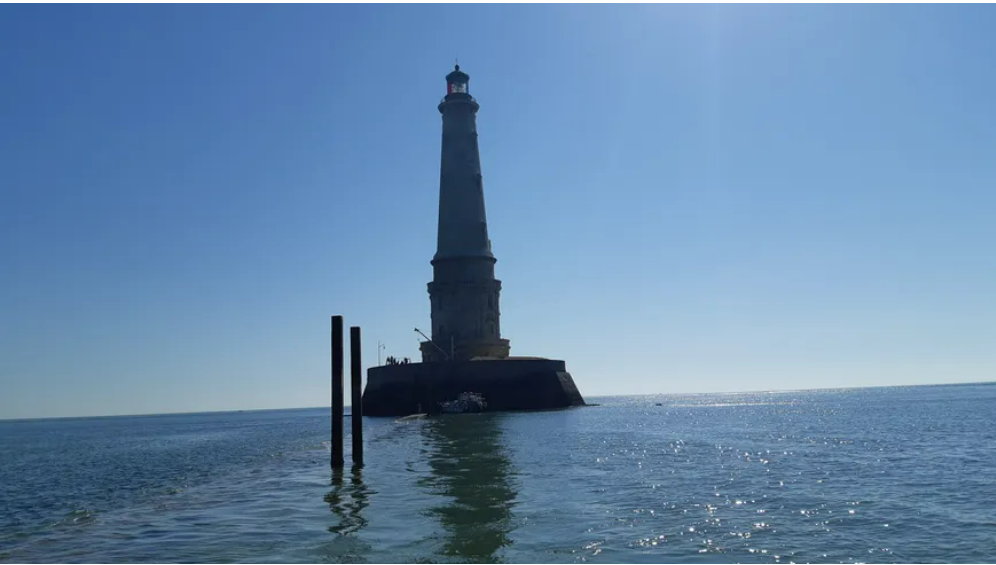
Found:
[2,4,995,419]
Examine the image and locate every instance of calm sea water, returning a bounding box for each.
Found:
[2,384,995,563]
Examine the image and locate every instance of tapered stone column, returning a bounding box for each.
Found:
[421,65,510,362]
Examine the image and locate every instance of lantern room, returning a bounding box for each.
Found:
[446,65,470,95]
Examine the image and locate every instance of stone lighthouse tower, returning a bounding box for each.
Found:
[420,65,511,362]
[362,65,585,417]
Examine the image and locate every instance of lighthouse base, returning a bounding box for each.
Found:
[362,358,585,417]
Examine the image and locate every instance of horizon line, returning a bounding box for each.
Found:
[2,379,993,423]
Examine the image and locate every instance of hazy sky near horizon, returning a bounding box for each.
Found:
[2,4,995,419]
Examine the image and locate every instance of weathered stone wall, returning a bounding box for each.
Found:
[428,278,502,343]
[362,359,586,417]
[425,254,508,361]
[419,339,510,363]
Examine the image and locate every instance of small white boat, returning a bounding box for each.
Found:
[438,392,487,414]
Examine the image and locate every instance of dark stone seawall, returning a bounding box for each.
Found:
[362,359,585,417]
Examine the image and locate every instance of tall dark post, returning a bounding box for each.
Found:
[349,326,364,466]
[331,315,345,468]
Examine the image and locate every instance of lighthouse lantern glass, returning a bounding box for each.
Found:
[449,81,467,94]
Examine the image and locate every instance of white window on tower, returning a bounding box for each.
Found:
[450,82,467,94]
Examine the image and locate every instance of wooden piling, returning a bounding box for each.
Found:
[350,326,364,466]
[331,315,345,469]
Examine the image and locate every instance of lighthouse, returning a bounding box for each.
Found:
[420,65,511,362]
[361,65,585,417]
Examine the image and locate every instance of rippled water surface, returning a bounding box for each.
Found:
[2,384,996,563]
